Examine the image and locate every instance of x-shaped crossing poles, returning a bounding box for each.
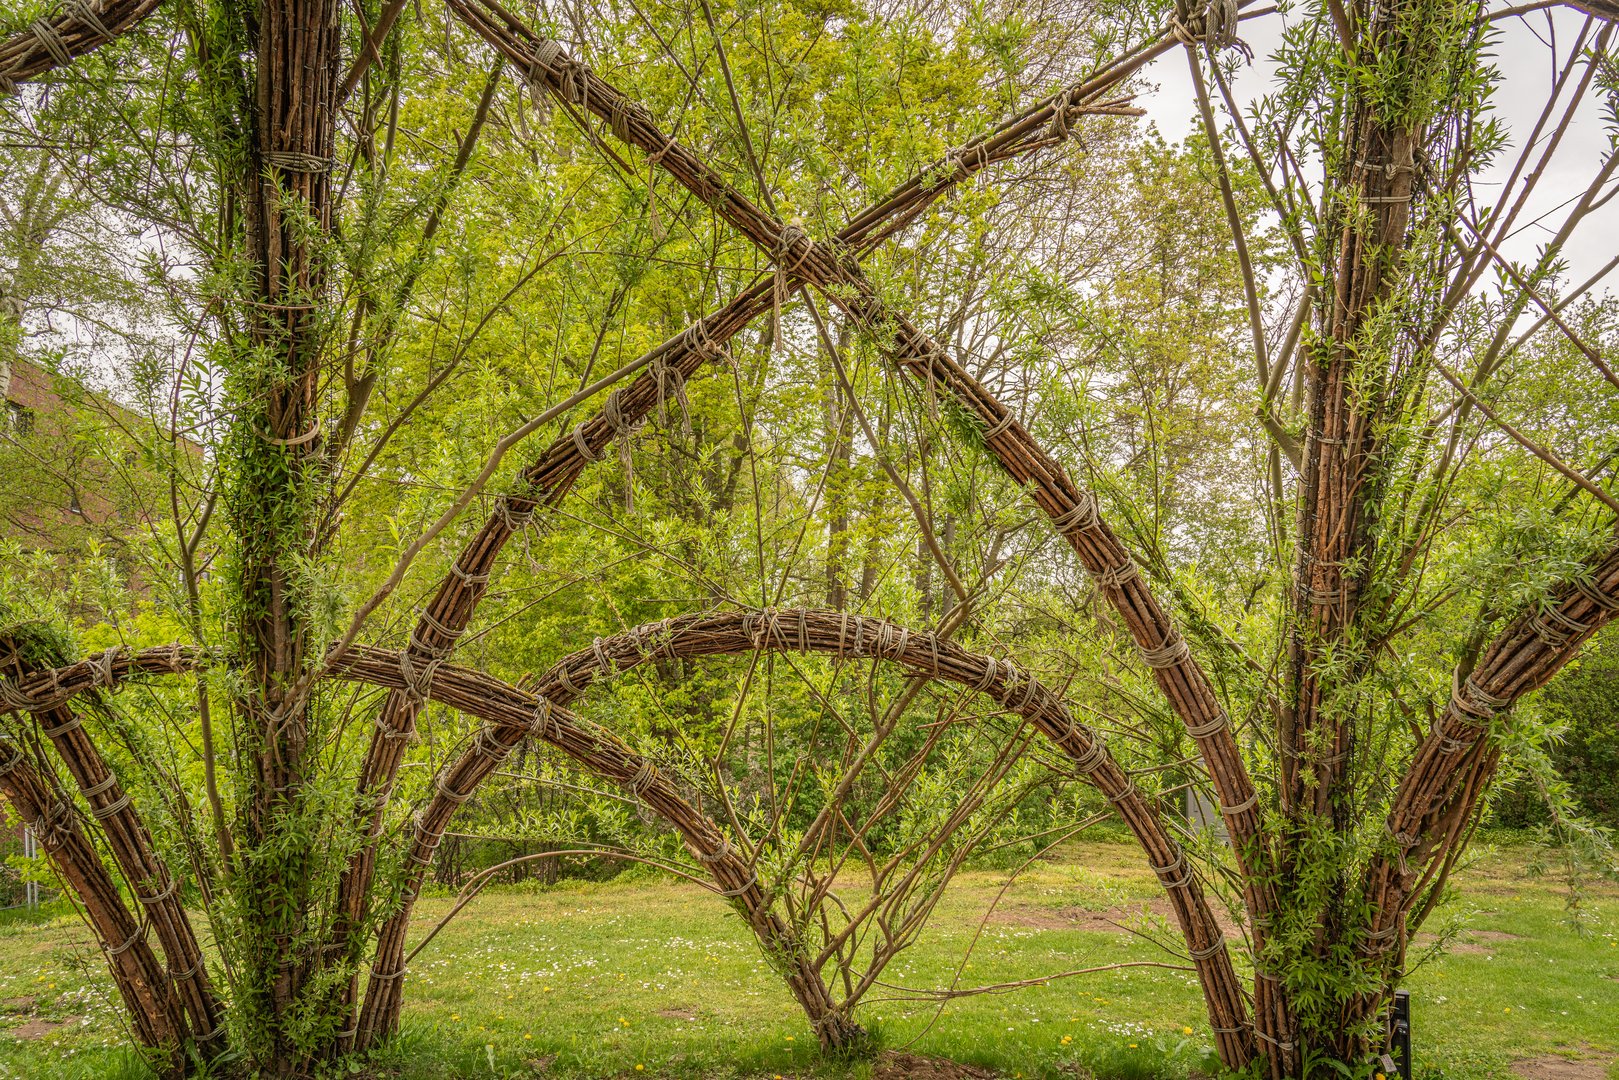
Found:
[447,0,1274,916]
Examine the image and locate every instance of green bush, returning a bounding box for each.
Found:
[1492,627,1619,830]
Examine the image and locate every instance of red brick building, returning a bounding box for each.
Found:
[1,356,203,556]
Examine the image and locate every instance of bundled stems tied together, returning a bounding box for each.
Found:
[332,609,1250,1060]
[0,0,164,93]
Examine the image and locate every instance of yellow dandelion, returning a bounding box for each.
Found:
[635,1067,644,1073]
[1183,1026,1193,1035]
[451,1014,461,1022]
[1129,1043,1138,1049]
[1061,1035,1073,1046]
[785,1036,794,1042]
[1504,1007,1512,1013]
[524,1034,533,1041]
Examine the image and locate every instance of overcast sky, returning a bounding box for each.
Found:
[1138,7,1618,293]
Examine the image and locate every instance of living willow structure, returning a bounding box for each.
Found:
[2,0,1618,1075]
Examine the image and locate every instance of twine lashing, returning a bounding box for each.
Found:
[1572,575,1619,611]
[69,1,114,40]
[264,151,334,173]
[1530,603,1590,647]
[1150,849,1194,890]
[41,713,85,738]
[1139,632,1191,670]
[31,19,73,66]
[1222,789,1259,815]
[981,409,1017,441]
[79,774,120,801]
[496,495,535,532]
[106,926,146,958]
[1051,493,1098,533]
[137,875,180,905]
[570,421,602,463]
[695,838,732,864]
[628,759,658,794]
[1097,560,1139,591]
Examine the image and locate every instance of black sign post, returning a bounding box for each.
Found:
[1383,990,1412,1080]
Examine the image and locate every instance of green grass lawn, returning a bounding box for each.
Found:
[0,837,1613,1079]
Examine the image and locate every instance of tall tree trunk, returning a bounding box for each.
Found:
[228,0,342,1070]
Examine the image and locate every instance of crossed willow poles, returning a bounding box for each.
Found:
[5,0,1619,1075]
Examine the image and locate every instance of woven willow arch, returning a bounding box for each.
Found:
[338,609,1253,1061]
[0,618,1254,1056]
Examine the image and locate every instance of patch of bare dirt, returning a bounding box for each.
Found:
[990,896,1240,938]
[874,1051,999,1079]
[8,1017,71,1040]
[0,997,35,1013]
[1511,1052,1613,1080]
[1469,930,1524,942]
[656,1006,698,1020]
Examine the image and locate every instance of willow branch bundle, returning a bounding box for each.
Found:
[442,0,1276,1022]
[332,646,844,1049]
[0,644,221,1044]
[338,609,1251,1062]
[0,0,163,91]
[1362,548,1619,955]
[0,738,186,1070]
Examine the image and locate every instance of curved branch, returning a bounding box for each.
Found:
[339,609,1252,1063]
[0,0,165,91]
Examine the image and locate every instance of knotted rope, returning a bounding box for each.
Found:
[648,355,692,435]
[1051,492,1098,534]
[1046,87,1076,141]
[68,1,113,40]
[1170,0,1243,53]
[528,39,588,118]
[1139,630,1191,670]
[30,19,73,67]
[771,224,810,352]
[397,608,464,706]
[495,494,535,533]
[264,151,334,173]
